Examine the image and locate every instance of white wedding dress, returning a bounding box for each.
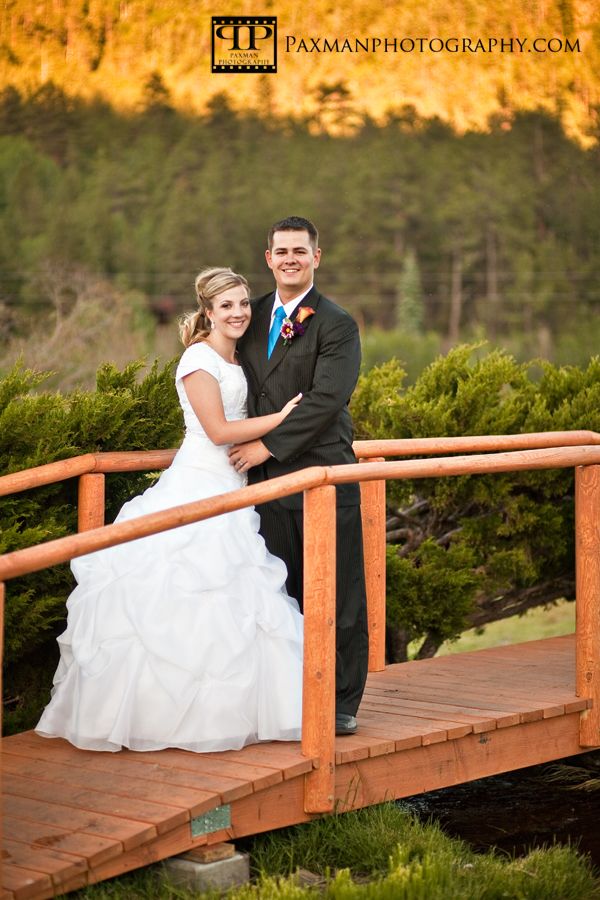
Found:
[36,343,304,752]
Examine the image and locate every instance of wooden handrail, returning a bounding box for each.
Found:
[0,467,325,581]
[2,446,600,582]
[0,453,99,496]
[2,430,594,679]
[353,430,600,458]
[0,450,177,497]
[1,431,598,497]
[323,445,600,485]
[1,430,596,681]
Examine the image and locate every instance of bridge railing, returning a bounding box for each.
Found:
[1,431,599,814]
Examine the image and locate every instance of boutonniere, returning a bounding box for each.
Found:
[280,306,315,346]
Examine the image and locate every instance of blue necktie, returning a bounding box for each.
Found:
[267,306,287,359]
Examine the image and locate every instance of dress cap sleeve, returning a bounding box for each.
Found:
[175,343,221,383]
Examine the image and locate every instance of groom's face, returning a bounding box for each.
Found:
[265,229,321,300]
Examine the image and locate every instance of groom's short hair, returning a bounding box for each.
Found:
[268,216,319,251]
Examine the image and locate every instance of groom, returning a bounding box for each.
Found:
[230,215,369,734]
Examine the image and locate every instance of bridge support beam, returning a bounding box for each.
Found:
[575,464,600,747]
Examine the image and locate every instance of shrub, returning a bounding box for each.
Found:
[350,346,600,661]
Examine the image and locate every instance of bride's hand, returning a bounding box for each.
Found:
[280,392,302,419]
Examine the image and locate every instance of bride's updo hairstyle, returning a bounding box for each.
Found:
[179,267,249,348]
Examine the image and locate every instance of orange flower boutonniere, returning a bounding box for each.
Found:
[280,306,315,346]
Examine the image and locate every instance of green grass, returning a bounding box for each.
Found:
[72,803,599,900]
[437,599,575,656]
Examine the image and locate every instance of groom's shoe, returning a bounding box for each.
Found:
[335,713,358,735]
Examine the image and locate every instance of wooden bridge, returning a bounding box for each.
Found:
[1,432,599,899]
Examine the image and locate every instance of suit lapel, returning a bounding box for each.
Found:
[251,286,320,387]
[246,294,274,384]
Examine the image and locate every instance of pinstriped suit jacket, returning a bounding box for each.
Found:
[237,286,361,510]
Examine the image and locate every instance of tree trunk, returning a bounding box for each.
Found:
[386,624,410,664]
[486,226,499,339]
[447,248,463,345]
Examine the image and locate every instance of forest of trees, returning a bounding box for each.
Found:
[0,78,598,379]
[0,1,598,380]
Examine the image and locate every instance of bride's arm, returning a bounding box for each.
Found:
[182,370,301,446]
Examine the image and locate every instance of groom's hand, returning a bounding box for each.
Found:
[229,440,271,474]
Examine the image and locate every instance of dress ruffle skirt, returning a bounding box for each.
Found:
[36,434,304,752]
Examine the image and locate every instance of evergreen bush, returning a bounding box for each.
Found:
[350,345,600,661]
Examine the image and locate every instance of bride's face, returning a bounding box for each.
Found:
[209,285,251,339]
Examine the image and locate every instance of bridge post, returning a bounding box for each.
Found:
[0,582,4,737]
[0,581,3,859]
[78,474,105,532]
[575,464,600,747]
[302,484,336,813]
[360,458,386,672]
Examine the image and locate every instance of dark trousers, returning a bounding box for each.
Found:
[256,498,369,717]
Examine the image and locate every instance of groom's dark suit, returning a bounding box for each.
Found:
[238,285,369,717]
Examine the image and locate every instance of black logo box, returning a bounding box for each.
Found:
[212,16,277,73]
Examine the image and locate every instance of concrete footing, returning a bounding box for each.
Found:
[163,844,250,892]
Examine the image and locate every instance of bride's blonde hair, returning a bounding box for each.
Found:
[179,267,250,348]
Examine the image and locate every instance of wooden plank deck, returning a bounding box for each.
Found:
[1,634,592,900]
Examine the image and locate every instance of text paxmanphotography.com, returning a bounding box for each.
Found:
[285,36,581,54]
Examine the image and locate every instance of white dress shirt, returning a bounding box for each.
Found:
[269,286,314,330]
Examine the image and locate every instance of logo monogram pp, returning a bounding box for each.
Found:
[212,17,277,73]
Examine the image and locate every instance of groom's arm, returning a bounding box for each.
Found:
[230,309,361,473]
[262,319,360,462]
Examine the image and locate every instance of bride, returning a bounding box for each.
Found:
[36,267,304,753]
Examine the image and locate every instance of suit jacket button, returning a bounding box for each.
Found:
[259,391,266,397]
